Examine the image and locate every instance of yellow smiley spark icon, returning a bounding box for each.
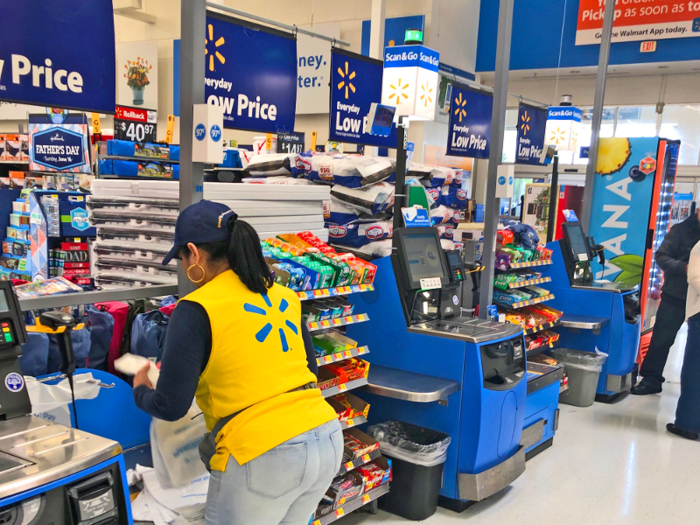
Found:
[520,111,531,136]
[549,127,567,145]
[420,82,434,108]
[205,24,226,72]
[337,62,356,100]
[388,78,410,102]
[454,93,467,122]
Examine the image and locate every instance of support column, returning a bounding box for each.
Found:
[580,0,615,232]
[369,0,386,60]
[178,0,206,295]
[478,0,514,319]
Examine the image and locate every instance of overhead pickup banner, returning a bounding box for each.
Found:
[516,103,547,165]
[329,48,398,149]
[576,0,700,45]
[0,0,115,113]
[445,84,493,159]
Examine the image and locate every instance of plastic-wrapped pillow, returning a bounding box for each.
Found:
[331,182,395,215]
[308,154,395,188]
[245,153,305,177]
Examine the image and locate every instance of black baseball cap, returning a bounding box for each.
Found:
[162,200,237,265]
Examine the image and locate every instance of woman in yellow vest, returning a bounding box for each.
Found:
[133,200,341,525]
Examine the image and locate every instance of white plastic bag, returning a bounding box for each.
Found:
[151,403,208,489]
[26,373,101,426]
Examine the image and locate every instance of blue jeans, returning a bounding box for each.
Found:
[676,314,700,433]
[205,419,343,525]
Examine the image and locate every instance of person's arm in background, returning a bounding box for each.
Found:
[133,301,212,421]
[687,242,700,295]
[301,321,318,377]
[656,225,687,276]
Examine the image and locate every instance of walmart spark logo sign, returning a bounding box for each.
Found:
[205,23,226,72]
[244,294,299,353]
[453,92,467,122]
[446,84,493,159]
[381,44,439,120]
[544,106,582,153]
[516,104,547,165]
[337,61,356,100]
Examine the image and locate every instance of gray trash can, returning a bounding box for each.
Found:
[550,348,607,407]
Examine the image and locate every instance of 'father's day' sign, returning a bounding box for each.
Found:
[204,13,297,133]
[446,84,493,159]
[0,0,115,113]
[516,103,547,165]
[329,48,398,149]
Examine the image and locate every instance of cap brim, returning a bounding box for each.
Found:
[162,244,181,266]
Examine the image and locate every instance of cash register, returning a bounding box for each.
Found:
[348,227,527,511]
[0,281,133,524]
[541,221,641,400]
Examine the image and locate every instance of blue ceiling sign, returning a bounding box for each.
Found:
[446,84,493,159]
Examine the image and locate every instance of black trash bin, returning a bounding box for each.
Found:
[367,421,451,521]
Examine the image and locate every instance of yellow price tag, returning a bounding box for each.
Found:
[324,356,332,363]
[344,350,352,358]
[337,498,346,506]
[362,454,371,462]
[362,494,371,503]
[265,133,273,151]
[335,508,345,517]
[313,521,321,525]
[165,114,175,144]
[321,321,330,327]
[309,323,318,330]
[338,384,347,392]
[346,418,354,427]
[333,319,341,325]
[311,131,318,151]
[90,113,101,135]
[345,461,353,470]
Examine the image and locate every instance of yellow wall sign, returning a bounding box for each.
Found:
[90,113,101,135]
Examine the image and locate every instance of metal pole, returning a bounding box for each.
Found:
[204,2,351,47]
[393,116,409,239]
[546,154,559,243]
[580,0,615,232]
[179,0,206,295]
[478,0,514,320]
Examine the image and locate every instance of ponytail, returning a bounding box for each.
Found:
[227,218,273,294]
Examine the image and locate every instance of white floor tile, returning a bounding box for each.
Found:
[339,325,697,525]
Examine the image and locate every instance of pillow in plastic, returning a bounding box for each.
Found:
[307,154,395,188]
[245,153,306,177]
[441,186,468,210]
[331,182,395,216]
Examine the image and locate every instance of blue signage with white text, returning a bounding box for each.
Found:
[174,14,297,133]
[31,126,87,171]
[329,48,398,149]
[516,103,547,165]
[383,45,440,72]
[446,84,493,159]
[547,106,582,122]
[0,0,115,113]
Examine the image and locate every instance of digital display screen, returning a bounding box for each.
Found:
[404,233,447,282]
[0,291,10,313]
[565,222,589,262]
[447,251,461,269]
[373,106,395,130]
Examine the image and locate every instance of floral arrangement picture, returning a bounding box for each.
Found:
[124,57,152,106]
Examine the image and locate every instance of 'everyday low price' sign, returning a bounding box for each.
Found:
[516,103,547,165]
[446,84,493,159]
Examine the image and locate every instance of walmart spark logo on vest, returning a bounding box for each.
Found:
[245,294,299,353]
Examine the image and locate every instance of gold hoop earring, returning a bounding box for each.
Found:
[187,264,206,284]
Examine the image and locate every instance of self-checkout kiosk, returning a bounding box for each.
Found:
[0,282,133,524]
[541,222,641,400]
[349,227,528,510]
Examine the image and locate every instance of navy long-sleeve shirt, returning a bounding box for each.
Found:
[134,300,318,422]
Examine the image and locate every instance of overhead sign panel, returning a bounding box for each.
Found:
[0,0,115,112]
[576,0,700,45]
[329,48,398,149]
[516,103,547,165]
[445,84,493,159]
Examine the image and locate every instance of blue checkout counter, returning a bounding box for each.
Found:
[0,283,133,524]
[540,222,641,400]
[348,227,530,510]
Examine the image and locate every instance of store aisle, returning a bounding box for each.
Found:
[343,325,698,525]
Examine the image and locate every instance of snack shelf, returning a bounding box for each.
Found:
[522,321,561,336]
[322,377,369,398]
[98,154,180,164]
[339,415,367,430]
[560,384,569,394]
[311,483,390,525]
[308,314,370,332]
[317,346,370,367]
[338,449,382,475]
[507,276,552,289]
[498,259,552,270]
[494,294,555,310]
[297,284,375,301]
[526,340,558,358]
[0,160,29,165]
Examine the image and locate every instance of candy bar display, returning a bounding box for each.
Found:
[342,428,380,461]
[313,331,358,356]
[327,393,370,423]
[493,270,543,290]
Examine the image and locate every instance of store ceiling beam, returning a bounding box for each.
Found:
[479,0,515,319]
[580,0,616,231]
[113,0,156,25]
[204,2,351,47]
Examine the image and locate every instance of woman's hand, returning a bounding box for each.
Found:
[134,363,153,390]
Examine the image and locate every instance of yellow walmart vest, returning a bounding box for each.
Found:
[185,270,336,470]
